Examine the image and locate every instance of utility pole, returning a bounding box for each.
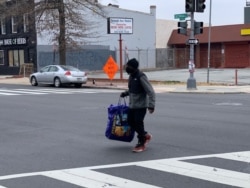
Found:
[207,0,212,83]
[177,0,206,90]
[187,12,196,89]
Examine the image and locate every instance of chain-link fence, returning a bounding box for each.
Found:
[33,44,250,72]
[114,48,156,69]
[37,47,177,71]
[113,48,176,69]
[39,46,246,71]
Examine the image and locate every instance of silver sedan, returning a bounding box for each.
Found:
[30,65,88,88]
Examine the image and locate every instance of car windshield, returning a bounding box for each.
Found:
[60,65,80,71]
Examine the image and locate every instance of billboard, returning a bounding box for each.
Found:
[107,17,133,34]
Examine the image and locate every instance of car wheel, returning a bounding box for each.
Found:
[30,76,38,86]
[74,83,82,88]
[54,77,61,88]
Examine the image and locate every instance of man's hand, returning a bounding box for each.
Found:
[148,107,154,114]
[120,92,127,98]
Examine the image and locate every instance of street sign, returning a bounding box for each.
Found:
[107,17,133,34]
[103,55,119,80]
[188,39,199,45]
[174,13,189,20]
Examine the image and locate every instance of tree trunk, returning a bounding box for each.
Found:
[58,0,66,65]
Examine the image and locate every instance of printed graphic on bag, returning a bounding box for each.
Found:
[111,114,132,137]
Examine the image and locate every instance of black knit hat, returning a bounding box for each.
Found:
[126,58,139,69]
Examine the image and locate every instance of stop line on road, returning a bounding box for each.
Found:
[0,88,121,96]
[0,151,249,188]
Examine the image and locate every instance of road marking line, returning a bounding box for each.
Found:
[137,160,250,188]
[0,92,19,95]
[0,89,121,96]
[16,89,80,93]
[16,89,79,94]
[0,89,46,95]
[42,169,161,188]
[215,152,250,163]
[0,151,249,187]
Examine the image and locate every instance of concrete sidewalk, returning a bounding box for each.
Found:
[86,68,250,94]
[0,68,250,94]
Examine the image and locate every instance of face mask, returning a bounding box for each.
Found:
[126,66,135,74]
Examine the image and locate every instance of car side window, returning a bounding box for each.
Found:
[40,66,50,72]
[49,66,58,72]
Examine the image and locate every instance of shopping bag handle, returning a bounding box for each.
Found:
[118,97,128,127]
[118,97,127,106]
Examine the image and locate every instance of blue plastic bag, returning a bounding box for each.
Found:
[105,99,135,142]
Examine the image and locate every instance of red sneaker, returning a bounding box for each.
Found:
[132,143,146,153]
[144,133,152,146]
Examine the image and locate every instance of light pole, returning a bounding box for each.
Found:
[207,0,212,83]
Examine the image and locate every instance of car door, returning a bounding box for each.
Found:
[36,66,50,83]
[46,66,59,84]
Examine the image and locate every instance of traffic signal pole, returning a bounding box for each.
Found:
[182,0,205,89]
[187,12,197,89]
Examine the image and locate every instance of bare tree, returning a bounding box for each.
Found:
[0,0,106,65]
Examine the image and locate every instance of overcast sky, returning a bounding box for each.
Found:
[100,0,247,26]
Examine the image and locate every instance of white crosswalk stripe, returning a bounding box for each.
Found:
[0,88,121,96]
[0,151,249,187]
[0,89,47,95]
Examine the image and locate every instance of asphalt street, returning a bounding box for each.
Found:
[0,88,249,187]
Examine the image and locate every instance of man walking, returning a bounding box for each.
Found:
[120,58,155,152]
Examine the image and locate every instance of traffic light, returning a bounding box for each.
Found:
[194,21,203,35]
[177,21,188,35]
[196,0,206,12]
[185,0,195,12]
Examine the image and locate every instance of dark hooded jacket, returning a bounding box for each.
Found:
[123,70,155,109]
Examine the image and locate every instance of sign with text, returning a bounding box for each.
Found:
[107,17,133,34]
[188,39,199,45]
[0,37,27,46]
[174,13,189,20]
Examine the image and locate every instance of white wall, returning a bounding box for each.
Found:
[156,19,178,48]
[85,5,157,68]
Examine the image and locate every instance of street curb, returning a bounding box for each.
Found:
[169,91,243,94]
[0,76,249,94]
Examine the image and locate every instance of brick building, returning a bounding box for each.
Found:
[168,24,250,68]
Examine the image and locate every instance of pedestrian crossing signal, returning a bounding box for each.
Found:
[194,21,203,35]
[177,21,188,35]
[196,0,206,12]
[185,0,195,12]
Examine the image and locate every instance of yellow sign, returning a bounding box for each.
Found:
[241,29,250,35]
[103,56,119,80]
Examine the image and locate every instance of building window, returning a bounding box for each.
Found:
[8,50,24,67]
[23,13,29,32]
[1,17,6,35]
[11,16,18,33]
[0,51,4,65]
